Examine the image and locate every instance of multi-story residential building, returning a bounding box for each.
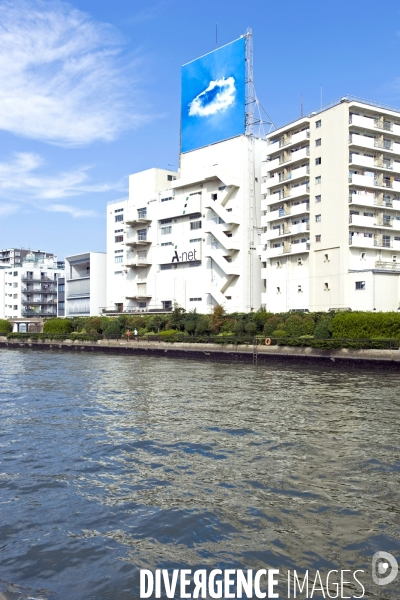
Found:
[260,97,400,312]
[105,135,266,314]
[0,252,64,319]
[64,252,107,317]
[0,248,57,269]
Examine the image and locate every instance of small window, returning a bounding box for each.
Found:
[115,235,123,243]
[161,226,172,235]
[161,242,173,246]
[115,256,123,263]
[162,300,173,309]
[315,195,321,203]
[13,293,18,299]
[115,208,124,213]
[189,298,202,302]
[167,175,174,181]
[324,282,329,291]
[114,271,122,275]
[315,235,321,242]
[211,193,218,201]
[277,287,281,294]
[324,254,329,262]
[160,264,172,270]
[189,213,202,220]
[315,157,321,165]
[115,229,123,233]
[190,220,202,230]
[138,208,147,219]
[58,284,65,292]
[298,285,302,293]
[315,176,321,185]
[360,252,366,260]
[190,238,202,243]
[58,302,65,310]
[13,282,18,288]
[189,261,201,267]
[316,138,321,147]
[138,301,147,308]
[115,249,123,253]
[13,305,18,310]
[393,255,397,263]
[316,120,321,128]
[276,260,281,268]
[316,214,321,222]
[115,214,124,222]
[355,281,366,290]
[297,257,303,265]
[13,271,17,276]
[160,218,172,224]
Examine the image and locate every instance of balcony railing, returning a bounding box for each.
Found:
[375,261,400,270]
[375,119,393,132]
[21,275,54,283]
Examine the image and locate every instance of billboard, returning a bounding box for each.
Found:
[158,243,202,265]
[181,37,246,153]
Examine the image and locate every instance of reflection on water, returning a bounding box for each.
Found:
[0,349,399,599]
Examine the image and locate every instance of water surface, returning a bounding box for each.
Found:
[0,349,399,599]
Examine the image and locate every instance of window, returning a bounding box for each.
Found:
[160,264,172,270]
[315,235,321,242]
[316,120,321,128]
[315,157,321,165]
[211,193,218,200]
[115,235,123,243]
[58,302,65,310]
[324,254,329,262]
[138,208,147,219]
[190,238,202,243]
[115,249,123,253]
[360,252,366,260]
[167,175,174,181]
[324,282,329,291]
[315,176,321,184]
[316,214,321,222]
[138,229,147,241]
[58,284,65,292]
[13,282,18,288]
[276,261,281,268]
[161,226,172,235]
[13,305,18,310]
[297,257,303,265]
[189,261,201,267]
[189,298,202,302]
[355,281,366,290]
[315,195,321,203]
[160,219,172,224]
[13,293,18,299]
[277,287,281,294]
[15,252,20,256]
[115,214,123,222]
[189,213,202,220]
[190,220,202,230]
[115,256,123,263]
[161,196,173,203]
[316,138,321,147]
[161,242,173,246]
[115,208,123,213]
[115,229,123,233]
[137,301,146,308]
[13,271,17,276]
[298,285,302,293]
[114,271,122,275]
[162,300,172,309]
[393,255,397,263]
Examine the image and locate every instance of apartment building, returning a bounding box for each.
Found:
[64,252,106,316]
[105,135,266,314]
[0,252,64,319]
[0,248,57,269]
[260,97,400,312]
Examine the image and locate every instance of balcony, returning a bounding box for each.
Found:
[264,240,310,259]
[125,216,152,227]
[22,286,57,293]
[21,275,54,283]
[21,299,57,305]
[375,260,400,271]
[265,129,310,156]
[125,292,152,299]
[125,235,152,247]
[125,258,151,268]
[262,221,309,243]
[22,309,57,316]
[349,234,375,248]
[262,202,309,225]
[349,133,375,150]
[66,274,90,281]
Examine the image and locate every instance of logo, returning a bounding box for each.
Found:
[372,551,398,586]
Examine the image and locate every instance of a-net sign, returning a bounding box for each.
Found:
[181,37,246,153]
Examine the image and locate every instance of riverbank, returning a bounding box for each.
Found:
[2,335,400,369]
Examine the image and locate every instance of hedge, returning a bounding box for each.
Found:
[43,318,73,334]
[331,312,400,339]
[0,319,12,334]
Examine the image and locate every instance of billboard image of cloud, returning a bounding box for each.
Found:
[181,37,246,153]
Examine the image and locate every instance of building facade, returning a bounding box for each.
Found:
[105,136,266,314]
[0,252,64,320]
[0,248,57,269]
[64,252,107,317]
[260,97,400,312]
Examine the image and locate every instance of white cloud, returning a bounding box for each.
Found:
[45,204,96,218]
[0,0,145,146]
[188,77,236,117]
[0,151,124,217]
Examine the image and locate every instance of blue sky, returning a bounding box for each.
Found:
[2,0,400,259]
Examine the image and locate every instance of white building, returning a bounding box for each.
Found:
[105,135,266,315]
[0,252,64,320]
[260,97,400,312]
[63,252,107,317]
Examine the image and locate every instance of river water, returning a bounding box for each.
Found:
[0,348,399,599]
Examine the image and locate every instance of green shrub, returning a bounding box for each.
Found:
[331,312,400,338]
[244,321,257,335]
[103,321,121,337]
[264,316,284,335]
[0,319,12,334]
[43,318,73,334]
[272,329,287,337]
[314,318,333,339]
[159,329,179,336]
[285,315,314,337]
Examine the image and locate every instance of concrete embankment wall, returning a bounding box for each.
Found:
[1,337,400,370]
